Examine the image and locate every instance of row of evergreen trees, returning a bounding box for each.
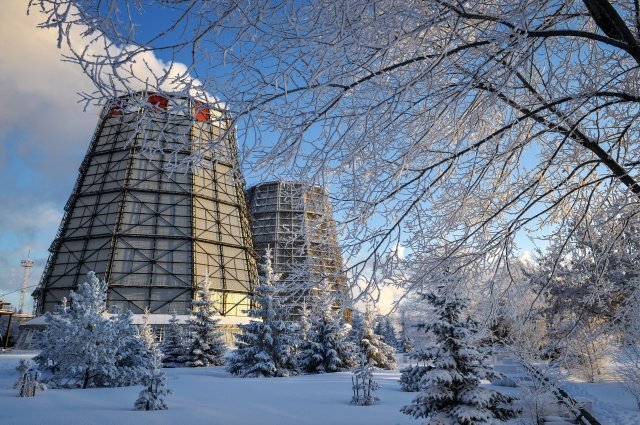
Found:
[227,248,398,376]
[157,248,398,376]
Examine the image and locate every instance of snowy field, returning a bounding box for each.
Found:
[562,379,640,425]
[0,352,418,425]
[3,351,640,425]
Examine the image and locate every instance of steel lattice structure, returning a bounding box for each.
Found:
[34,92,257,316]
[246,181,345,309]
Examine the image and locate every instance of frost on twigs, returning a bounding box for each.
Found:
[29,0,640,359]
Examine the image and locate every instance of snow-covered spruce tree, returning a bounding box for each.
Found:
[185,284,227,367]
[359,309,397,370]
[161,310,187,368]
[34,272,146,389]
[135,311,172,410]
[401,288,517,424]
[228,248,298,377]
[375,315,399,349]
[298,283,358,374]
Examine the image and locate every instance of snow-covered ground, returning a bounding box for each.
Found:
[563,380,640,425]
[2,351,639,425]
[0,352,418,425]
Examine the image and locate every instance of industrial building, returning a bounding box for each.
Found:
[32,92,257,321]
[246,181,345,311]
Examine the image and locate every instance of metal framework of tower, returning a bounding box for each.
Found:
[33,92,257,317]
[19,258,34,314]
[246,181,345,308]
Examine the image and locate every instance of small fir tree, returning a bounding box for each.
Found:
[135,311,172,410]
[228,248,298,377]
[298,284,358,373]
[401,287,518,424]
[14,359,45,397]
[361,309,397,370]
[34,272,146,389]
[351,356,380,406]
[161,310,187,368]
[185,284,227,367]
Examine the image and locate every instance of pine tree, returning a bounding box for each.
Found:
[401,287,518,424]
[228,248,298,377]
[135,311,172,410]
[185,285,227,367]
[361,310,397,370]
[298,285,358,374]
[161,310,187,368]
[34,272,146,389]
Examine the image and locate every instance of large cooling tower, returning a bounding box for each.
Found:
[34,92,257,316]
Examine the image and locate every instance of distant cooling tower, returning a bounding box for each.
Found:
[246,181,345,308]
[34,92,257,316]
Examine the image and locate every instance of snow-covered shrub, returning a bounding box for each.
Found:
[161,310,188,368]
[14,359,45,397]
[134,312,172,410]
[351,358,380,406]
[184,285,227,367]
[228,248,298,377]
[34,272,147,389]
[401,287,518,423]
[555,329,611,383]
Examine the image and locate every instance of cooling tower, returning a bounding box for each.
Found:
[33,92,257,316]
[246,181,345,309]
